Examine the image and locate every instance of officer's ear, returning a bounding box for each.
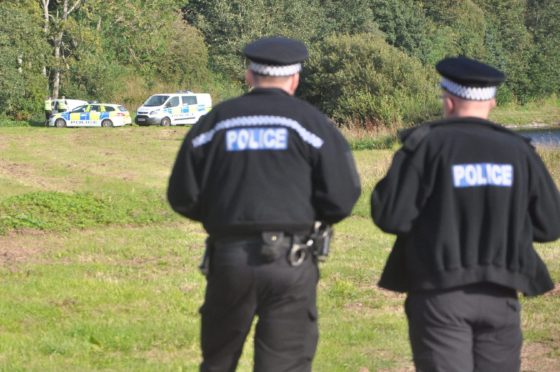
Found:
[287,73,300,95]
[442,93,455,118]
[245,70,255,90]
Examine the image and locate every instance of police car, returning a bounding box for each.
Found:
[48,103,132,128]
[135,91,212,126]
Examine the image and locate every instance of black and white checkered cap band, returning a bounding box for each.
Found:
[440,78,497,101]
[249,62,302,77]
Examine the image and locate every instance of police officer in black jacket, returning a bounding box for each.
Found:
[168,36,361,372]
[371,56,560,372]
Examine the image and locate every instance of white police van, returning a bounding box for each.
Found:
[135,91,212,126]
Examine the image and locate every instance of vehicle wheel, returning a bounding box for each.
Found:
[161,117,171,126]
[101,119,113,127]
[55,118,66,128]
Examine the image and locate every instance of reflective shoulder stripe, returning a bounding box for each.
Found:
[192,115,324,149]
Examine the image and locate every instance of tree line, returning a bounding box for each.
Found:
[1,0,558,128]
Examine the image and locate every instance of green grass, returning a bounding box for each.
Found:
[0,189,174,234]
[0,125,559,371]
[491,95,560,126]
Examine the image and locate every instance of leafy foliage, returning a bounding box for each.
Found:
[423,0,487,62]
[0,1,48,119]
[0,0,558,127]
[526,0,560,98]
[302,33,440,128]
[370,0,434,63]
[184,0,375,79]
[473,0,534,103]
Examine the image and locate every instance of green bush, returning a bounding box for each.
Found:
[302,33,440,129]
[0,114,32,127]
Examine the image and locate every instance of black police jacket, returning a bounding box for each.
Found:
[371,117,560,296]
[168,88,361,237]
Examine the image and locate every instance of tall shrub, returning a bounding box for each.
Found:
[302,33,440,129]
[0,1,48,119]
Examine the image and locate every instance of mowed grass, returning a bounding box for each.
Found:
[0,126,559,371]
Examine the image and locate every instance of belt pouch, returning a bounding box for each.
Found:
[260,232,286,262]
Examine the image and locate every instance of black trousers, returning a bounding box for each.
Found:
[199,235,319,372]
[405,283,522,372]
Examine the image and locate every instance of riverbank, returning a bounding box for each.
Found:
[490,95,560,127]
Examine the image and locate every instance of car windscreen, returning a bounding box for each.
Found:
[72,105,87,112]
[144,95,169,107]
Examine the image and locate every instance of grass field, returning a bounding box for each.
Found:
[490,95,560,127]
[1,126,559,371]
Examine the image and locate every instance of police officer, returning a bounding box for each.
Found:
[167,36,361,372]
[44,96,52,124]
[371,56,560,371]
[58,96,68,112]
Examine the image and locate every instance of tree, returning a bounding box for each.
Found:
[370,0,434,64]
[39,0,85,98]
[472,0,533,102]
[301,33,440,128]
[0,1,48,118]
[422,0,487,62]
[184,0,376,80]
[526,0,560,97]
[71,1,210,105]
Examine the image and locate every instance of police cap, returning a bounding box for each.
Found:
[243,36,308,77]
[436,56,505,100]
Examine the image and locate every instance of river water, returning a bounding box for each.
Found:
[516,127,560,147]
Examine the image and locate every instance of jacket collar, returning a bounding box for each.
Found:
[247,87,291,96]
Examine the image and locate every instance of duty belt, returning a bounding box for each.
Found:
[199,223,332,275]
[270,222,333,266]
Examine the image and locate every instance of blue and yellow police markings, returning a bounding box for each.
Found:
[66,111,99,126]
[180,104,196,119]
[50,104,130,127]
[164,105,196,121]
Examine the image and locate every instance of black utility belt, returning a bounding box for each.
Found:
[208,223,332,269]
[212,230,307,244]
[213,231,311,267]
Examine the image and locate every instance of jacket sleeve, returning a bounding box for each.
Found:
[528,150,560,242]
[167,126,204,221]
[311,125,361,224]
[371,148,426,234]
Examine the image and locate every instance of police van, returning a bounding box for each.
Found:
[135,91,212,126]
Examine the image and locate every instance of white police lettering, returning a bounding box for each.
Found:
[452,163,513,187]
[192,115,323,149]
[226,127,288,151]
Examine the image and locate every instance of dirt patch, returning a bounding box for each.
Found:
[0,161,51,189]
[544,283,560,297]
[522,342,560,372]
[0,230,49,267]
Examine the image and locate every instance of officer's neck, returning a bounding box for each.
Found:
[446,110,490,120]
[444,98,495,120]
[246,72,299,96]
